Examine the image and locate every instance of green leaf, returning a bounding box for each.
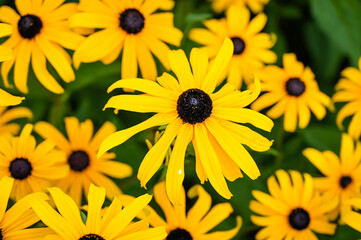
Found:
[301,124,341,152]
[310,0,361,64]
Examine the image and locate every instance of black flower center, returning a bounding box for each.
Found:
[9,158,32,180]
[167,228,193,240]
[18,14,43,39]
[0,228,3,240]
[231,37,245,55]
[79,234,105,240]
[119,9,145,34]
[177,88,213,125]
[285,77,305,96]
[340,176,352,189]
[68,150,90,172]
[289,208,310,230]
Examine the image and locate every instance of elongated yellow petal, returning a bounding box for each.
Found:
[190,48,208,89]
[194,123,232,199]
[202,216,242,240]
[97,113,176,159]
[0,89,24,106]
[107,79,176,100]
[205,118,260,179]
[102,194,152,239]
[138,119,182,188]
[168,50,195,90]
[212,107,273,132]
[30,197,79,239]
[117,227,167,240]
[166,123,193,205]
[104,95,176,113]
[47,187,85,236]
[186,185,211,228]
[202,37,233,93]
[86,184,105,234]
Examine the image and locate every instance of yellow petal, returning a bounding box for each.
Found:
[166,123,193,205]
[138,119,182,188]
[97,113,176,158]
[202,37,233,93]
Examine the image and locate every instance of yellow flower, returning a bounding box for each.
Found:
[30,184,167,240]
[0,124,69,201]
[0,0,84,94]
[189,6,276,89]
[0,106,32,137]
[119,182,242,240]
[303,133,361,219]
[0,23,24,106]
[98,38,273,204]
[0,176,53,239]
[252,53,331,132]
[70,0,183,81]
[333,57,361,139]
[210,0,269,13]
[34,117,133,206]
[250,170,338,240]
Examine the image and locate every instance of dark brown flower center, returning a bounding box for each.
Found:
[18,14,43,39]
[79,234,105,240]
[231,37,245,55]
[9,158,32,180]
[285,78,305,96]
[288,208,310,230]
[340,176,352,189]
[119,9,145,34]
[167,228,193,240]
[177,88,212,125]
[68,150,90,172]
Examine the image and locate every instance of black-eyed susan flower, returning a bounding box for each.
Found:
[0,23,25,106]
[34,117,132,206]
[303,133,361,218]
[333,57,361,139]
[0,106,32,137]
[70,0,183,81]
[119,181,242,240]
[189,5,276,89]
[250,170,338,240]
[210,0,269,13]
[0,0,84,94]
[252,53,331,132]
[98,38,273,204]
[0,176,53,239]
[30,183,167,240]
[0,124,69,201]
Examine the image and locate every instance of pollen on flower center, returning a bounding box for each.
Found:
[285,78,306,96]
[119,8,145,34]
[68,150,90,172]
[340,175,352,189]
[9,158,33,180]
[167,228,193,240]
[231,37,246,55]
[288,208,310,230]
[78,234,105,240]
[177,88,213,125]
[18,14,43,39]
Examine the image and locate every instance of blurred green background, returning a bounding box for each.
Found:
[1,0,361,239]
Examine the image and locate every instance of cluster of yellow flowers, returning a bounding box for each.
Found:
[0,0,359,239]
